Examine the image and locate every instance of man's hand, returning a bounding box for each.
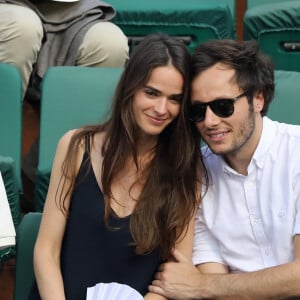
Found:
[148,249,203,299]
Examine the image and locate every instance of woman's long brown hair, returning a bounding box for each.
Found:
[57,34,208,260]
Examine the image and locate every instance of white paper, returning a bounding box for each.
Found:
[86,282,143,300]
[0,172,16,250]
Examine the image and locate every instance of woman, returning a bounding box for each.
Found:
[29,34,206,300]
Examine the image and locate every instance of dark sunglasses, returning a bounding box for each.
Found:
[189,92,248,122]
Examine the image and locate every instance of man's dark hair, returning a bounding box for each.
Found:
[191,39,275,116]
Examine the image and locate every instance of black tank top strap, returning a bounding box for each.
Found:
[84,134,91,154]
[75,134,91,185]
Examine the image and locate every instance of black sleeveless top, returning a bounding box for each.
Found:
[29,137,161,300]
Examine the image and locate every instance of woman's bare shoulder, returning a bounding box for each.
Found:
[91,130,107,153]
[58,128,80,145]
[54,129,86,169]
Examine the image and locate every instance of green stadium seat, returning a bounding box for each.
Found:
[267,70,300,125]
[109,0,235,52]
[216,0,236,23]
[246,0,285,9]
[34,66,123,211]
[244,1,300,71]
[0,62,22,262]
[14,212,42,300]
[0,63,23,191]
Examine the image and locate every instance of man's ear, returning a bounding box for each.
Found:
[253,91,264,113]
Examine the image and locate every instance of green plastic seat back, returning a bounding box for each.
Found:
[14,212,42,300]
[0,63,22,190]
[244,1,300,71]
[267,70,300,125]
[246,0,287,8]
[214,0,235,29]
[217,0,235,18]
[0,156,20,262]
[109,0,235,53]
[34,66,123,211]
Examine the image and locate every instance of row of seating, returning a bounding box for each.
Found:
[33,66,300,213]
[109,0,235,52]
[108,0,300,71]
[1,62,300,214]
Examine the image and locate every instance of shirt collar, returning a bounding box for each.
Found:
[221,117,276,174]
[251,117,276,169]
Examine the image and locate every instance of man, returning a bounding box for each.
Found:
[149,39,300,299]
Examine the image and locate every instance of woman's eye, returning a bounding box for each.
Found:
[170,96,183,103]
[145,89,157,97]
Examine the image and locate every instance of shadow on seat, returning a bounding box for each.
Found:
[14,212,42,300]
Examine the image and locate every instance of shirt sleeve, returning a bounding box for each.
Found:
[293,154,300,236]
[192,204,226,266]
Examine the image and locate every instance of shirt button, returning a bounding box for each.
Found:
[265,250,270,256]
[253,217,260,223]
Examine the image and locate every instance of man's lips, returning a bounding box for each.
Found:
[205,129,230,141]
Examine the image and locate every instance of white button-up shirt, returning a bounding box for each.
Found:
[193,117,300,273]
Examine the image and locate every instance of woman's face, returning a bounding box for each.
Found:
[132,65,184,139]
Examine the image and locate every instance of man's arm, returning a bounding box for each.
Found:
[149,235,300,299]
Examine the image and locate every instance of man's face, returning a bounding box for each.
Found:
[191,63,263,159]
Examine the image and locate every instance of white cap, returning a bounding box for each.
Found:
[51,0,80,2]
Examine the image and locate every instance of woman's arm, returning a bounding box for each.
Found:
[145,205,197,299]
[144,292,167,299]
[33,130,83,300]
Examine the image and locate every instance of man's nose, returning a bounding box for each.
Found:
[202,105,221,126]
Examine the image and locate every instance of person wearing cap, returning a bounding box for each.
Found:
[0,0,129,98]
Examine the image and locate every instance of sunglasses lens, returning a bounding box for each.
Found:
[211,99,234,118]
[190,99,236,122]
[189,104,206,122]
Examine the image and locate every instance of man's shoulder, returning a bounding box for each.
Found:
[278,122,300,137]
[266,117,300,135]
[271,120,300,147]
[265,119,300,164]
[201,145,222,166]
